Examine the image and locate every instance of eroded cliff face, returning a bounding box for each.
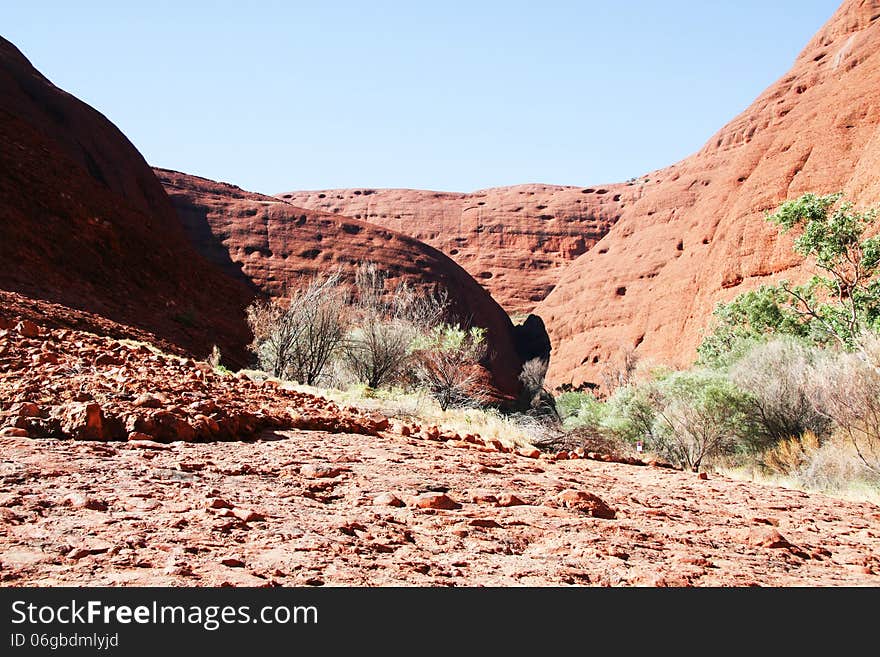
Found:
[155,169,533,401]
[537,0,880,387]
[0,37,255,366]
[279,183,635,315]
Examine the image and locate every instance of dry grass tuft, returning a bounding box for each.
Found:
[762,431,820,475]
[285,382,549,449]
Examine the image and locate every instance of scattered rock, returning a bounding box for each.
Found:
[133,393,165,408]
[300,464,344,478]
[61,403,114,441]
[746,526,791,549]
[558,490,616,519]
[15,320,40,339]
[469,519,502,528]
[496,493,527,507]
[220,557,245,568]
[16,402,41,418]
[410,493,461,510]
[373,493,405,507]
[126,435,171,450]
[62,493,108,511]
[67,547,92,561]
[232,508,265,523]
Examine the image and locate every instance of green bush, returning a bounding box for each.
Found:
[556,391,606,431]
[595,370,754,470]
[648,370,755,471]
[602,382,658,446]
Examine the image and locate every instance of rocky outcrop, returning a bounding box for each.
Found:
[538,0,880,387]
[0,37,255,366]
[155,169,530,401]
[0,34,531,395]
[279,183,634,314]
[0,314,414,443]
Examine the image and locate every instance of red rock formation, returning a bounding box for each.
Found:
[280,183,635,315]
[539,0,880,387]
[154,169,529,400]
[0,37,255,366]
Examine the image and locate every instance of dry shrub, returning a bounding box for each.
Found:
[518,357,558,418]
[207,344,222,368]
[600,347,638,394]
[762,431,820,475]
[246,272,349,384]
[342,263,449,389]
[730,338,830,446]
[795,433,880,494]
[807,340,880,474]
[411,325,489,410]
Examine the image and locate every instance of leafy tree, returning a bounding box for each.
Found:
[699,193,880,362]
[697,285,808,367]
[771,192,880,348]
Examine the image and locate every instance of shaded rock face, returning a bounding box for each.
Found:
[279,184,635,315]
[513,314,552,364]
[0,37,255,367]
[538,0,880,387]
[155,169,528,401]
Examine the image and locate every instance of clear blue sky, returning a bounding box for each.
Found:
[2,1,840,194]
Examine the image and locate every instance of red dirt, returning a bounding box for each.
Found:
[1,316,877,586]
